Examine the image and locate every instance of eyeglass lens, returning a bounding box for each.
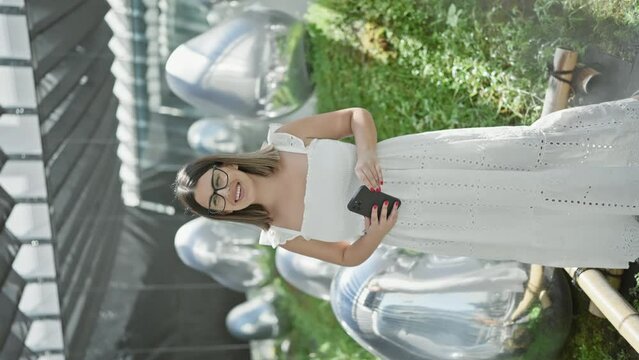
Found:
[210,168,228,212]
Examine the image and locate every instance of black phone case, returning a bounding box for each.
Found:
[347,185,402,218]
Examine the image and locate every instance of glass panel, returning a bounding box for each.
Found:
[0,66,37,108]
[25,319,64,352]
[0,161,48,198]
[0,14,31,60]
[19,282,60,317]
[0,115,43,155]
[12,244,56,279]
[35,354,65,360]
[0,0,25,6]
[6,204,52,239]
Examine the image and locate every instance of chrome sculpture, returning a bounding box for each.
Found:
[275,247,341,301]
[187,118,243,154]
[226,285,288,340]
[204,0,252,27]
[187,118,270,155]
[165,9,313,119]
[331,246,572,359]
[174,217,272,292]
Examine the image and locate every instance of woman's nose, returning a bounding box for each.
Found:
[219,186,231,202]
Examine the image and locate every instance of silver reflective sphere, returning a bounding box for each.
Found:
[174,217,272,292]
[275,247,341,301]
[187,119,243,154]
[331,246,572,360]
[165,9,313,119]
[204,0,252,27]
[226,286,288,340]
[187,118,270,155]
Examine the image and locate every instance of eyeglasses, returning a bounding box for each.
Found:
[208,165,229,215]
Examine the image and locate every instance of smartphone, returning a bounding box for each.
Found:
[347,185,402,218]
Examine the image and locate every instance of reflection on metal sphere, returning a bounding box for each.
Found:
[204,0,252,27]
[187,117,270,155]
[275,247,341,301]
[331,246,572,360]
[226,286,288,340]
[187,119,242,154]
[174,217,272,292]
[165,9,313,119]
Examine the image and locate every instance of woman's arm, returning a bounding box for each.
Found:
[280,233,382,267]
[275,108,377,148]
[342,232,384,266]
[277,107,382,190]
[279,187,398,266]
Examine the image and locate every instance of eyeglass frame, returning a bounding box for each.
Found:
[208,164,229,215]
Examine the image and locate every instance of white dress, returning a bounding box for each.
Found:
[259,98,639,269]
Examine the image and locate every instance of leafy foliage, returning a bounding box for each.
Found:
[558,287,639,360]
[305,0,639,139]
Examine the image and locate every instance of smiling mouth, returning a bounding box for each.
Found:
[234,182,242,203]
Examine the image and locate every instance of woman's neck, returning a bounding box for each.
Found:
[249,171,282,216]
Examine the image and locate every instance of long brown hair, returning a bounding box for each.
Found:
[174,144,280,230]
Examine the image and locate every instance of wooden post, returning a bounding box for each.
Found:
[541,48,578,116]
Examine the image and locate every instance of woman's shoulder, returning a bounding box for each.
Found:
[266,122,311,152]
[259,223,302,248]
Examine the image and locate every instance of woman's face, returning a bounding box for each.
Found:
[194,164,253,214]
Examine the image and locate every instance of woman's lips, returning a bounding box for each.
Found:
[235,182,243,203]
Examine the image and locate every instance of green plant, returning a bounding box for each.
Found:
[271,278,375,359]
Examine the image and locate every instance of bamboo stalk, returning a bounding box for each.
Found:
[565,268,639,352]
[572,66,601,94]
[509,265,545,322]
[541,48,578,116]
[589,268,625,318]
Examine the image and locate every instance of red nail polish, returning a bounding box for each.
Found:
[377,187,381,192]
[384,201,388,206]
[370,187,374,191]
[381,181,384,185]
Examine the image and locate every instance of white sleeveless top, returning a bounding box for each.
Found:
[258,123,366,248]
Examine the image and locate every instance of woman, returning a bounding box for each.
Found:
[175,96,639,268]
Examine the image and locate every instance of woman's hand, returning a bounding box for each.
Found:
[364,200,399,238]
[355,149,383,191]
